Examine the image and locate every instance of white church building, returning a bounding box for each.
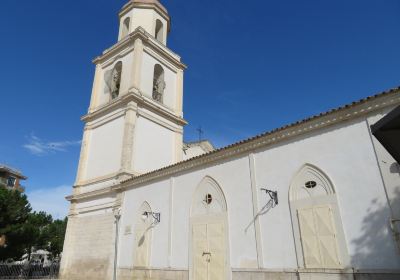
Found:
[60,1,400,279]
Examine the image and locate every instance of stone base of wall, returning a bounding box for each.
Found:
[115,268,400,280]
[118,268,188,280]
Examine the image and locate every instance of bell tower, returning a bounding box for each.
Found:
[74,0,187,189]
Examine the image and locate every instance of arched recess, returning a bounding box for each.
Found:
[289,164,349,269]
[152,64,165,103]
[155,19,164,42]
[133,202,153,268]
[121,17,130,38]
[190,176,230,280]
[110,61,122,100]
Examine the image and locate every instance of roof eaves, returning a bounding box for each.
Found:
[121,85,400,186]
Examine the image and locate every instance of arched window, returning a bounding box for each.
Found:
[289,164,349,269]
[121,17,130,38]
[155,19,163,42]
[152,64,165,102]
[190,176,230,280]
[110,62,122,100]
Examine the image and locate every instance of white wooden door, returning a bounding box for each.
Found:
[298,205,341,268]
[193,221,225,280]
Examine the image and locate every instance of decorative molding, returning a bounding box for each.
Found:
[82,91,187,127]
[119,2,171,32]
[70,89,400,201]
[137,107,183,133]
[93,28,185,70]
[66,186,114,202]
[116,90,400,188]
[86,109,126,130]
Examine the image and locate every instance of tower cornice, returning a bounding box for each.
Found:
[82,89,188,127]
[119,0,170,32]
[93,27,186,69]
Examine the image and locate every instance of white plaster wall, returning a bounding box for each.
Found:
[118,156,259,270]
[85,116,125,180]
[133,115,175,173]
[253,117,399,269]
[118,178,171,269]
[117,114,400,272]
[171,156,258,269]
[140,52,177,110]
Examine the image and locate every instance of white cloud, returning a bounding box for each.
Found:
[23,134,81,156]
[27,185,71,220]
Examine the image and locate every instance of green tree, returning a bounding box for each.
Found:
[43,217,67,257]
[0,188,68,261]
[21,211,53,260]
[0,187,31,260]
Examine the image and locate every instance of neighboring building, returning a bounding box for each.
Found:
[183,141,215,161]
[0,164,27,192]
[60,1,400,280]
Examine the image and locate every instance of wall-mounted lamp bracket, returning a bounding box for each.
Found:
[142,211,161,223]
[260,188,278,206]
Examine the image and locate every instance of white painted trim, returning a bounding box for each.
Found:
[82,91,187,127]
[71,90,400,202]
[167,177,174,267]
[248,153,264,268]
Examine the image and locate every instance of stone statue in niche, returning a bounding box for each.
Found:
[152,77,166,102]
[111,68,121,99]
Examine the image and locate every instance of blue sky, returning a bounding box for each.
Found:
[0,0,399,218]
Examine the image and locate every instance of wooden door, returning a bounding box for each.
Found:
[298,205,340,268]
[192,221,226,280]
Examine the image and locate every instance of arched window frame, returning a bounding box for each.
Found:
[152,64,165,103]
[288,164,350,269]
[121,17,130,38]
[155,19,164,43]
[110,61,122,100]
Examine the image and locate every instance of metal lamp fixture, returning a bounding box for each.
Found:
[142,211,161,223]
[261,188,278,206]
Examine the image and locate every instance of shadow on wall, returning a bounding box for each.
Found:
[244,198,275,233]
[351,188,400,269]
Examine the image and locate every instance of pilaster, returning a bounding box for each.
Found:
[175,69,184,116]
[75,125,91,185]
[88,64,102,113]
[120,101,138,174]
[130,38,144,91]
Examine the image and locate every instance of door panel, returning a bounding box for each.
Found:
[208,223,225,280]
[298,206,340,269]
[192,221,226,280]
[298,208,321,268]
[193,224,208,280]
[314,206,340,268]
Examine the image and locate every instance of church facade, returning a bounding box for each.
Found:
[60,1,400,279]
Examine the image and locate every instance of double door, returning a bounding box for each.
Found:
[297,205,341,268]
[192,221,226,280]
